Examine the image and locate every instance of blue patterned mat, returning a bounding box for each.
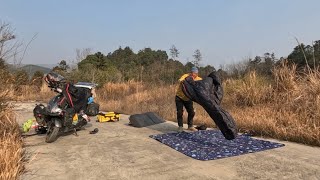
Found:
[150,130,285,161]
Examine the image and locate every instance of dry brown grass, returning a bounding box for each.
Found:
[0,71,20,180]
[224,71,274,106]
[0,75,54,179]
[224,62,320,146]
[5,82,54,102]
[0,108,24,180]
[96,63,320,146]
[0,70,27,179]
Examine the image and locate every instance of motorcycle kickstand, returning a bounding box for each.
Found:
[73,128,78,136]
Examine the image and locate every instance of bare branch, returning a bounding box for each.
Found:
[18,33,38,64]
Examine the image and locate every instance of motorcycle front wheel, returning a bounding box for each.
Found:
[45,123,60,143]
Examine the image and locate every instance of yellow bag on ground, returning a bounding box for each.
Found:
[97,112,120,122]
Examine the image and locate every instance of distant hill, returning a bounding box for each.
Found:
[7,64,52,76]
[35,64,57,69]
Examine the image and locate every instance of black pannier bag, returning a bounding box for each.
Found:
[86,103,100,116]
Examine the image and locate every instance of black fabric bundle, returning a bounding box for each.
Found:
[181,72,237,140]
[62,84,91,113]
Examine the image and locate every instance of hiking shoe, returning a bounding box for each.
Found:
[89,128,99,134]
[195,124,207,131]
[178,127,184,132]
[187,127,197,131]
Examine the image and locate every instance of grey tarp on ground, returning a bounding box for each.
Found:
[129,112,165,127]
[181,72,237,140]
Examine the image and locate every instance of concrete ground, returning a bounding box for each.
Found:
[13,102,320,180]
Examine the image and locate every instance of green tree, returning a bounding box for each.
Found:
[53,60,70,72]
[310,40,320,67]
[78,52,107,70]
[192,49,202,68]
[59,60,69,71]
[247,52,276,76]
[200,65,216,77]
[185,62,195,72]
[169,45,179,60]
[71,46,194,84]
[262,52,276,75]
[137,48,168,66]
[287,42,319,68]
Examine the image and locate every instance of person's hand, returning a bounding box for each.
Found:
[185,76,196,85]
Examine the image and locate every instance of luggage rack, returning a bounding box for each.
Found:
[74,82,98,89]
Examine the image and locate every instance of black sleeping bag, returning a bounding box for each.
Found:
[181,72,237,140]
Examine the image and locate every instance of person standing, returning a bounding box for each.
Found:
[175,67,202,132]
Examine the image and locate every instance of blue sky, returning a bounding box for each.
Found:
[1,0,320,68]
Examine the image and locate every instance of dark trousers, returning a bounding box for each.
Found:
[175,96,195,128]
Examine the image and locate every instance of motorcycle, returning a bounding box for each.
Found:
[33,82,97,143]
